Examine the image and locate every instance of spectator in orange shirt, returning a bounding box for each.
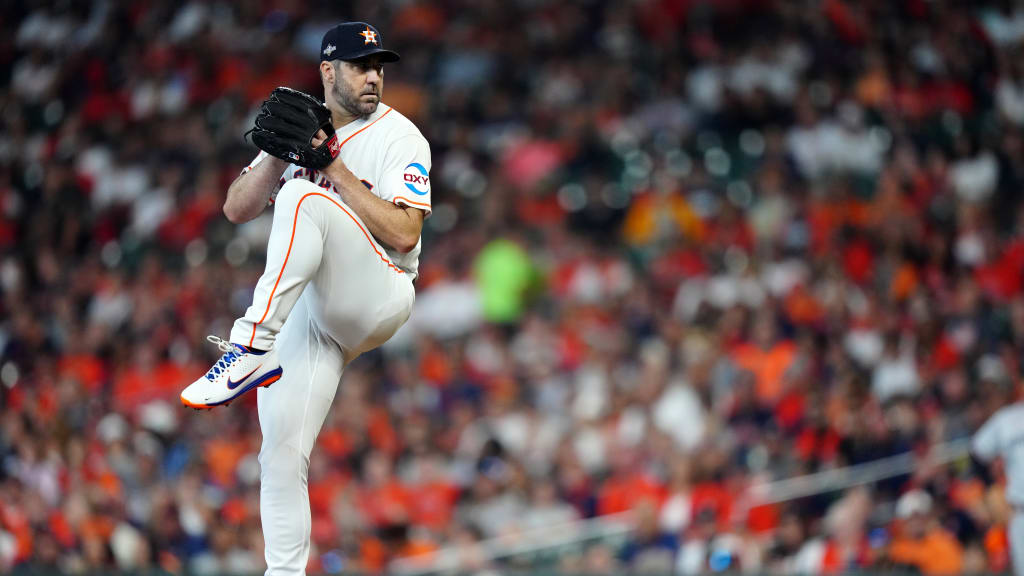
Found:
[730,310,797,404]
[888,490,964,575]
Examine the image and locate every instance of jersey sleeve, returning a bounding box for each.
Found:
[972,410,1003,462]
[377,134,432,216]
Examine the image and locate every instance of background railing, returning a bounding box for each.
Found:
[390,439,975,576]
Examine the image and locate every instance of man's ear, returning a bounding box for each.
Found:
[320,61,335,85]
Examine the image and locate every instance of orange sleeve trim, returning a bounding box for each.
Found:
[393,196,432,209]
[250,192,403,346]
[339,107,394,149]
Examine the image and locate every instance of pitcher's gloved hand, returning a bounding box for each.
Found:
[247,87,340,170]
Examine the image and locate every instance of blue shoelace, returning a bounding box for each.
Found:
[204,335,242,381]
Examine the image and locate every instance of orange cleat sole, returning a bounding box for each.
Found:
[180,372,280,410]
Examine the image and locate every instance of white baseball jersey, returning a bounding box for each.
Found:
[243,103,432,278]
[974,402,1024,575]
[973,402,1024,506]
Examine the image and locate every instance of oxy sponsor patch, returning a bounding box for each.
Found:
[403,162,429,195]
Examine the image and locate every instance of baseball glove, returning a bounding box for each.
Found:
[247,87,340,170]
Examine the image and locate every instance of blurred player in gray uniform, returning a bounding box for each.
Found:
[972,400,1024,575]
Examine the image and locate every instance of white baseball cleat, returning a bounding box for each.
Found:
[181,335,282,410]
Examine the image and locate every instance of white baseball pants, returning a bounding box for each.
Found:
[229,179,415,575]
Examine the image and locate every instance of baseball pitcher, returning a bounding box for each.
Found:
[180,22,430,575]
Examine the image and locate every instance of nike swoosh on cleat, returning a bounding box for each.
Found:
[226,365,262,389]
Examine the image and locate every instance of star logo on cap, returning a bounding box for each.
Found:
[323,43,336,56]
[359,27,378,45]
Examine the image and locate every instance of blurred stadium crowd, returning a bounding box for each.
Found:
[3,0,1024,574]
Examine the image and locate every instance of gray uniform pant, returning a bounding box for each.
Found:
[1012,511,1024,576]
